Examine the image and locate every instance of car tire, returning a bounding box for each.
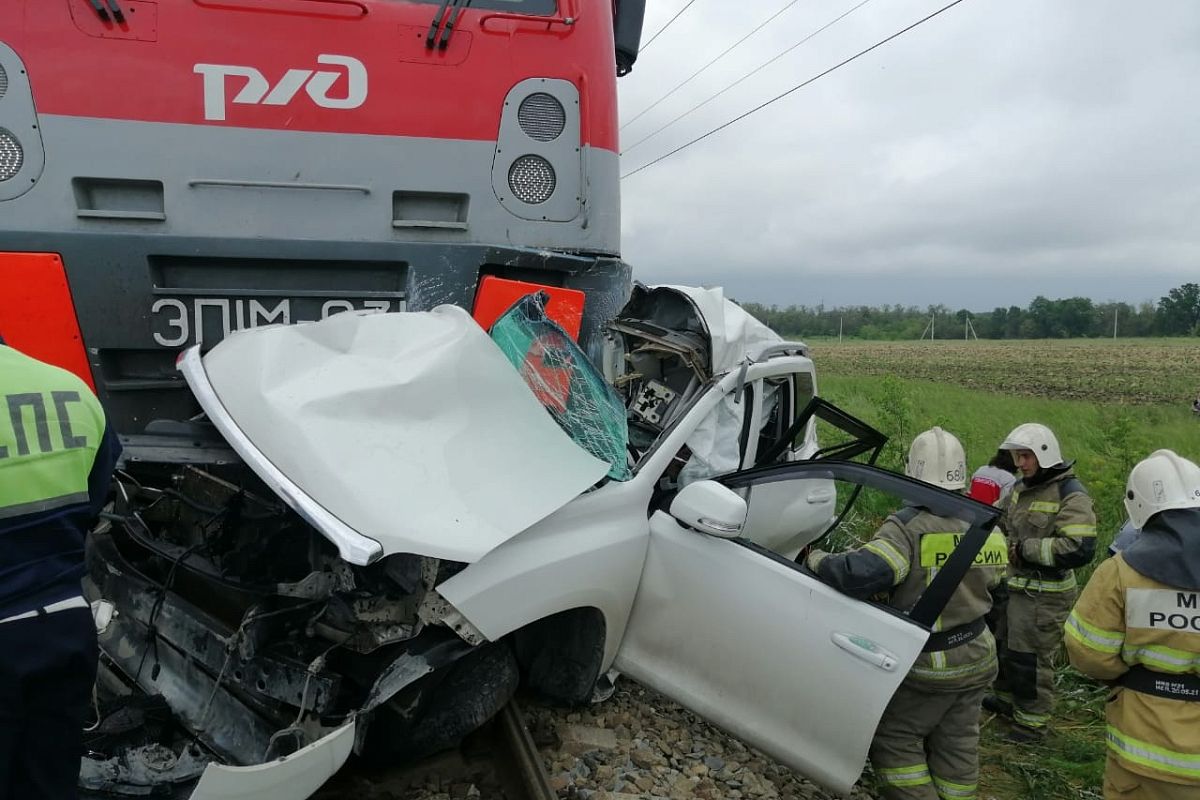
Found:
[514,607,605,707]
[363,642,519,763]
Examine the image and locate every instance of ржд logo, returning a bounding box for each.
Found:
[193,54,368,121]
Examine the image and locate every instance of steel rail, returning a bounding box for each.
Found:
[494,701,557,800]
[310,698,557,799]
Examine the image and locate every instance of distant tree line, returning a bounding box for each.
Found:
[740,283,1200,340]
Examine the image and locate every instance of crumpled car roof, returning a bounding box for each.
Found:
[623,284,784,376]
[660,285,783,373]
[185,305,609,564]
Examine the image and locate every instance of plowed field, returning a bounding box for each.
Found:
[813,339,1200,405]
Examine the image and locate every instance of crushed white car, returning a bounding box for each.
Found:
[85,286,999,798]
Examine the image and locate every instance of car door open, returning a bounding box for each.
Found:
[613,460,1000,793]
[735,396,888,557]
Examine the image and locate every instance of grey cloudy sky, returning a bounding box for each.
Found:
[616,0,1200,310]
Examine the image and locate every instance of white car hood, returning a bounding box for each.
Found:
[181,306,609,565]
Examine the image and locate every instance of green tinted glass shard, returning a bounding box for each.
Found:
[490,293,631,481]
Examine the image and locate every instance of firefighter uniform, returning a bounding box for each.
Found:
[993,468,1096,733]
[0,343,121,799]
[809,507,1007,800]
[1065,449,1200,799]
[1066,549,1200,798]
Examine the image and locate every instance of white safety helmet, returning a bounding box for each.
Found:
[1000,422,1063,469]
[1124,449,1200,529]
[906,427,967,491]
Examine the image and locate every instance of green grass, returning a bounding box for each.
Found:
[819,373,1200,574]
[977,668,1108,800]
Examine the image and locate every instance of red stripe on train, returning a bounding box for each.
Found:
[9,0,619,151]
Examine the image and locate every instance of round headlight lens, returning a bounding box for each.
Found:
[507,155,556,205]
[0,128,24,182]
[517,93,566,142]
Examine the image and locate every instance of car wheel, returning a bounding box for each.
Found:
[362,642,519,763]
[514,607,605,706]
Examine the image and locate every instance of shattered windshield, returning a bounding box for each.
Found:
[491,293,631,481]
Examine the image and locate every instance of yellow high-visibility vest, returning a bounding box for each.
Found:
[0,345,108,520]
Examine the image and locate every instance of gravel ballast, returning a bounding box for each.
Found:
[524,680,880,800]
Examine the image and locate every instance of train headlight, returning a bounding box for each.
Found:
[493,78,580,222]
[0,44,44,200]
[507,155,556,205]
[0,128,23,182]
[517,93,566,142]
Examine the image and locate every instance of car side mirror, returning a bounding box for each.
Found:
[669,481,747,539]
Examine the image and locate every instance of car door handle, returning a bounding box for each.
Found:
[831,632,899,671]
[806,488,835,504]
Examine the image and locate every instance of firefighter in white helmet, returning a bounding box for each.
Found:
[1065,450,1200,799]
[985,422,1097,741]
[807,428,1006,799]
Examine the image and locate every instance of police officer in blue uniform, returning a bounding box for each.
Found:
[0,335,121,799]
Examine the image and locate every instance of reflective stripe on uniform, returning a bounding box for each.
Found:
[876,764,932,788]
[1029,501,1060,513]
[910,652,997,681]
[0,491,91,520]
[1060,523,1097,538]
[932,774,977,800]
[1014,708,1049,728]
[1120,643,1200,675]
[1007,575,1077,593]
[1040,538,1055,566]
[864,540,910,583]
[1107,726,1200,780]
[928,617,947,672]
[1063,609,1124,655]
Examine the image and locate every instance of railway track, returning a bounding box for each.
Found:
[314,699,558,800]
[490,702,559,800]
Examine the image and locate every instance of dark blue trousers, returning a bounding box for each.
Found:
[0,608,97,800]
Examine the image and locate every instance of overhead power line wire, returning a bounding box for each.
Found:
[639,0,701,54]
[621,0,803,132]
[621,0,970,180]
[623,0,875,156]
